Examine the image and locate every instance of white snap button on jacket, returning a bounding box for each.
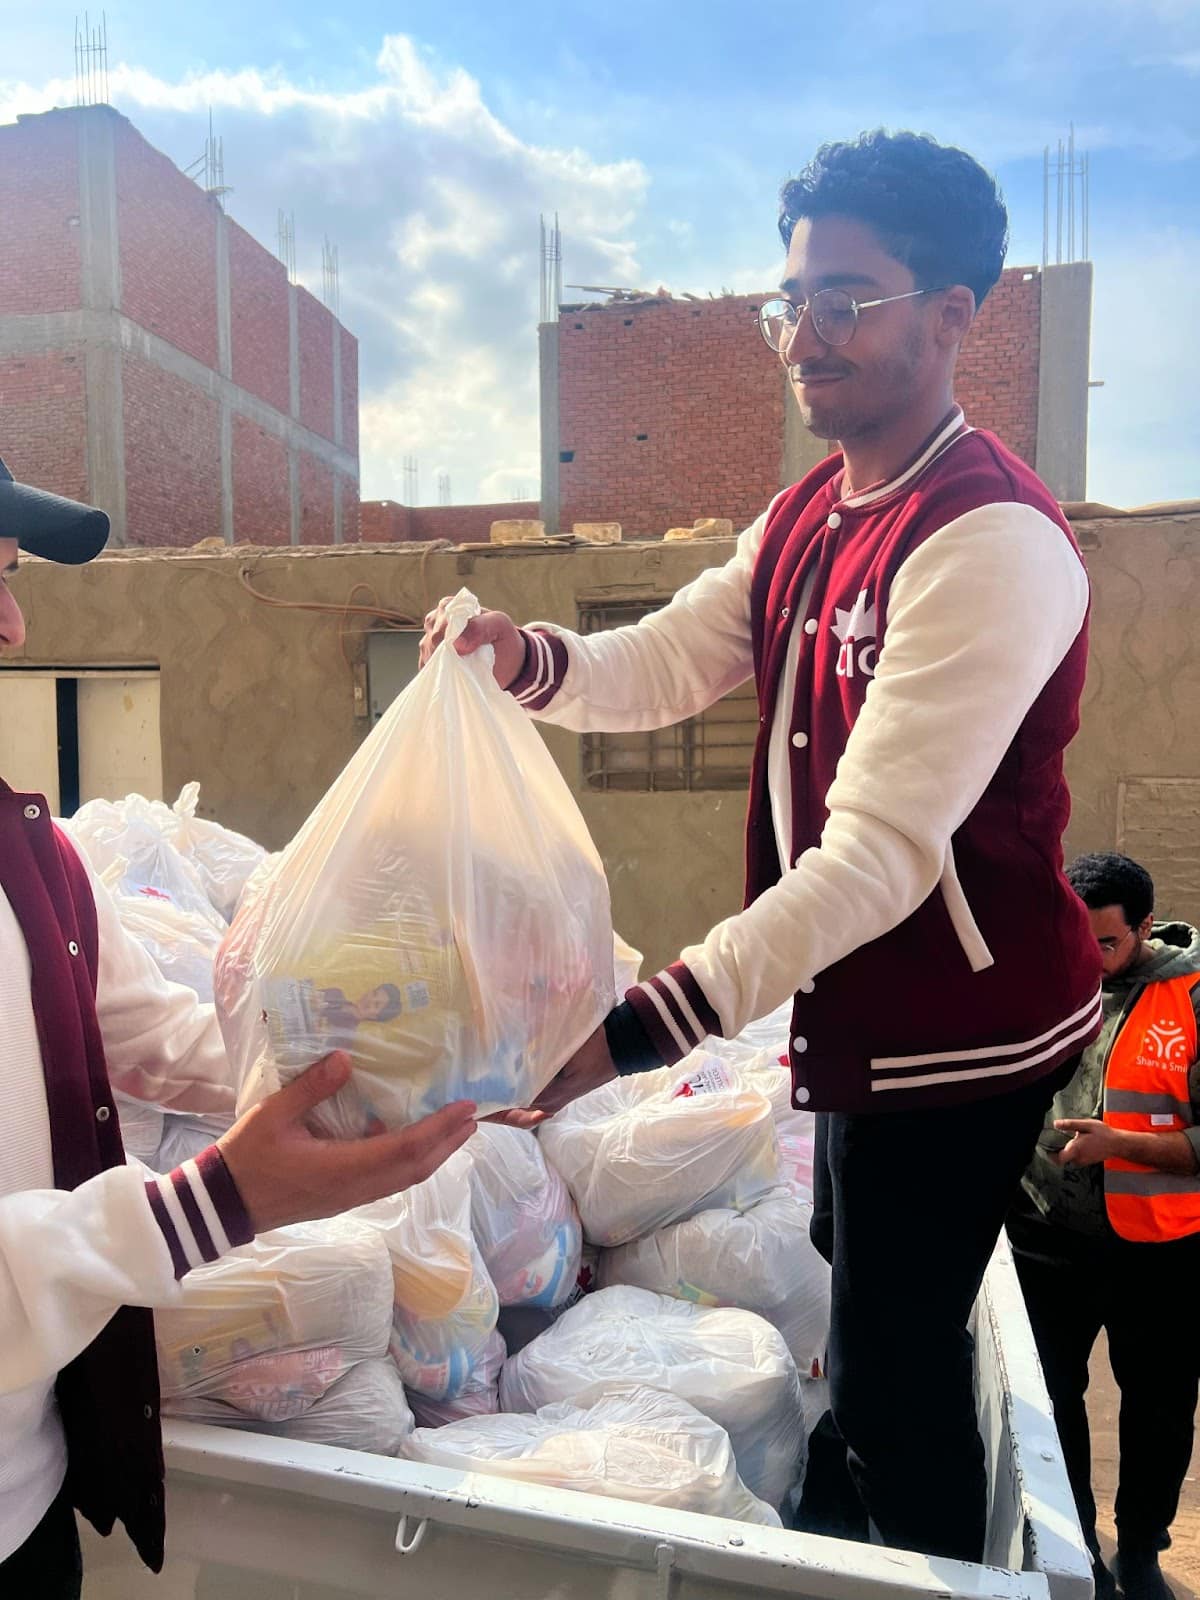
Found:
[67,941,79,956]
[95,1105,111,1123]
[794,1086,811,1104]
[792,1036,808,1053]
[827,511,843,529]
[804,618,818,635]
[792,731,808,748]
[799,978,815,995]
[24,804,40,820]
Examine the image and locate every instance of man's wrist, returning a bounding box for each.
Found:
[603,1001,664,1076]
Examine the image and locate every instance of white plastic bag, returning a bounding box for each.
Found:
[354,1149,500,1402]
[113,1090,165,1167]
[538,1056,779,1248]
[155,1218,393,1421]
[215,589,614,1138]
[169,1357,415,1457]
[97,861,223,1002]
[167,782,267,923]
[499,1285,805,1511]
[613,932,643,994]
[406,1385,780,1527]
[63,795,227,933]
[468,1124,582,1307]
[407,1329,505,1429]
[153,1110,235,1174]
[599,1190,831,1381]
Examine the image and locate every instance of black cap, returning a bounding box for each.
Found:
[0,455,110,565]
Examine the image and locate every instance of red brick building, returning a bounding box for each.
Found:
[359,500,541,545]
[545,264,1089,539]
[0,104,359,547]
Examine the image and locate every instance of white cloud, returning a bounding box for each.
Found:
[0,36,648,506]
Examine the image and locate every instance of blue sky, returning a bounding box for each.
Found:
[2,1,1198,507]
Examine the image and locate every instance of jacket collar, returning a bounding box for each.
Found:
[837,408,971,512]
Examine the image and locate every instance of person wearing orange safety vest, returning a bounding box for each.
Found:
[1009,853,1200,1600]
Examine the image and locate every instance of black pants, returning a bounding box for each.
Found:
[798,1064,1073,1563]
[1008,1196,1200,1558]
[0,1484,82,1600]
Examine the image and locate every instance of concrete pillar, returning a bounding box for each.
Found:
[215,210,232,380]
[781,372,834,487]
[288,449,300,545]
[76,108,121,313]
[538,321,560,535]
[76,107,127,543]
[287,284,301,420]
[219,403,234,545]
[331,321,343,448]
[1035,262,1093,502]
[215,211,234,543]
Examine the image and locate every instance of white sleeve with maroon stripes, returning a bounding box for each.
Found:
[507,507,772,726]
[623,503,1090,1062]
[0,1150,252,1395]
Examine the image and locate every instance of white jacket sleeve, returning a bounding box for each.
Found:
[626,504,1089,1056]
[85,855,235,1114]
[0,1163,182,1393]
[0,1147,254,1397]
[508,509,771,731]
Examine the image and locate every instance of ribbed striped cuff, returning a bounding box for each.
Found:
[145,1145,255,1279]
[625,962,723,1067]
[508,627,569,711]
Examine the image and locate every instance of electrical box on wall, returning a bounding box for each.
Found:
[365,630,423,723]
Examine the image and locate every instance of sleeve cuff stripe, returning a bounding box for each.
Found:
[659,966,713,1043]
[628,981,695,1065]
[513,631,552,703]
[180,1157,232,1257]
[668,960,723,1036]
[145,1180,190,1279]
[171,1164,217,1262]
[193,1144,255,1248]
[146,1146,254,1280]
[147,1172,206,1276]
[515,630,569,712]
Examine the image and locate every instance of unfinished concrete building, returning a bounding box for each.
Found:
[0,104,360,547]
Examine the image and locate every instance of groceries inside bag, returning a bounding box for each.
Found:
[155,1218,394,1422]
[215,590,615,1137]
[404,1385,781,1527]
[538,1055,780,1248]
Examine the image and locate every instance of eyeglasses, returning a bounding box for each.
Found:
[1097,927,1138,956]
[757,287,943,352]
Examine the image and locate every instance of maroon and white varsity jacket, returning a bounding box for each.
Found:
[509,411,1103,1113]
[0,786,253,1569]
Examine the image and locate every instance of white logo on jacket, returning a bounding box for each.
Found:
[1140,1018,1190,1067]
[833,590,878,679]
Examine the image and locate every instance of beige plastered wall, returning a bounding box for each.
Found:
[5,507,1199,974]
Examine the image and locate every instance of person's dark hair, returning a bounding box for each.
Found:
[374,983,404,1023]
[778,130,1009,307]
[1066,853,1155,928]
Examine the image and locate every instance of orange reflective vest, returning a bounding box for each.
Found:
[1102,971,1200,1243]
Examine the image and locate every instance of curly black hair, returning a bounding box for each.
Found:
[1065,853,1155,927]
[778,130,1010,308]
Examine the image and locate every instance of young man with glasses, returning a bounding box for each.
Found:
[423,129,1101,1560]
[1010,853,1200,1600]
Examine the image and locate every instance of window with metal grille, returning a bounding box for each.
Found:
[578,599,758,792]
